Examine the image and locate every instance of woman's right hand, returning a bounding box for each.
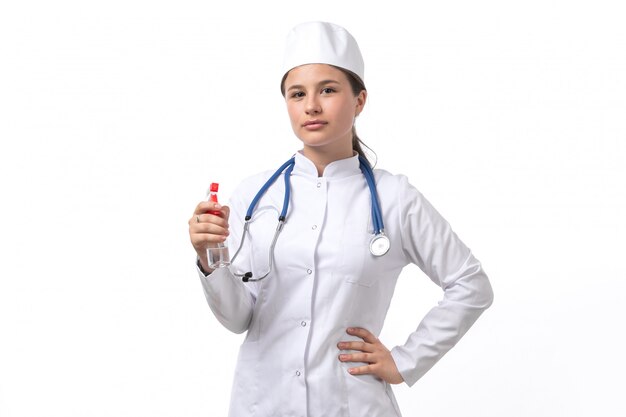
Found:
[189,201,230,273]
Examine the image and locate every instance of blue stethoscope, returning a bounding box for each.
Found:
[230,155,390,282]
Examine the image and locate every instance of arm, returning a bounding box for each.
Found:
[189,189,256,334]
[390,178,494,386]
[196,263,254,334]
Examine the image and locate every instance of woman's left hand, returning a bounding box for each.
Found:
[337,327,404,385]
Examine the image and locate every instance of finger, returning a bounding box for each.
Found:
[193,222,229,236]
[190,221,230,243]
[190,231,228,248]
[347,364,374,376]
[194,201,224,215]
[221,205,230,221]
[193,213,229,229]
[346,327,379,344]
[338,352,373,363]
[337,341,374,353]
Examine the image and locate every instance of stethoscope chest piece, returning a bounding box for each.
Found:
[369,233,390,257]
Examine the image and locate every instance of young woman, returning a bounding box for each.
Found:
[189,21,493,417]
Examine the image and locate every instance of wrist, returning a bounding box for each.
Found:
[196,257,213,276]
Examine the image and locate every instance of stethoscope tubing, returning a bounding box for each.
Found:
[358,155,384,235]
[245,158,296,220]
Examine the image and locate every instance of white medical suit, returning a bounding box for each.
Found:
[197,151,494,417]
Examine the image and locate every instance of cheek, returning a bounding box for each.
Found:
[286,104,300,126]
[335,102,356,128]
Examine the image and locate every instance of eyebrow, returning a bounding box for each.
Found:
[286,79,341,91]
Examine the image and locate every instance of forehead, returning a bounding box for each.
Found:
[284,64,349,87]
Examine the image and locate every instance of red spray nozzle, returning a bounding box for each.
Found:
[208,182,221,215]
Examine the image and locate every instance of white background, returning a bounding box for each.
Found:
[1,1,625,416]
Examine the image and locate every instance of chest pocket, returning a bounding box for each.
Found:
[336,216,377,287]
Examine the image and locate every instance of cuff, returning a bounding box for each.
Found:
[390,346,419,387]
[196,258,212,277]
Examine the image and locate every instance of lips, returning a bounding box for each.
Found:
[303,120,328,130]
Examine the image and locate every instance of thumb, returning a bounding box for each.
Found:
[221,205,230,221]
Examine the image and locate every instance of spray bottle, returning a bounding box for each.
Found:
[206,182,231,268]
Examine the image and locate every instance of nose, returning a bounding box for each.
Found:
[305,95,321,115]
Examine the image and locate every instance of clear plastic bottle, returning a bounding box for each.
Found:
[206,182,231,268]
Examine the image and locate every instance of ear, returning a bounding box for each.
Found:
[355,90,367,116]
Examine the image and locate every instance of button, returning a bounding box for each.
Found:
[316,182,321,188]
[301,321,307,327]
[311,225,317,230]
[306,269,312,274]
[296,370,301,376]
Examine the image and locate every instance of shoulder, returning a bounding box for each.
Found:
[227,168,277,211]
[230,154,300,202]
[371,167,438,222]
[372,167,423,200]
[237,169,276,190]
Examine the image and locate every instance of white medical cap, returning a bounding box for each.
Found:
[282,21,365,85]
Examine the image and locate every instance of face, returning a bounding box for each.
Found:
[283,64,366,159]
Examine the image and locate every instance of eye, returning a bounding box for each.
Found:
[321,87,335,94]
[290,91,305,99]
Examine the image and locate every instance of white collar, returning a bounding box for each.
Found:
[292,150,362,179]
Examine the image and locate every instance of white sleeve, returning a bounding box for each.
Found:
[390,178,494,386]
[195,181,258,334]
[197,267,254,334]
